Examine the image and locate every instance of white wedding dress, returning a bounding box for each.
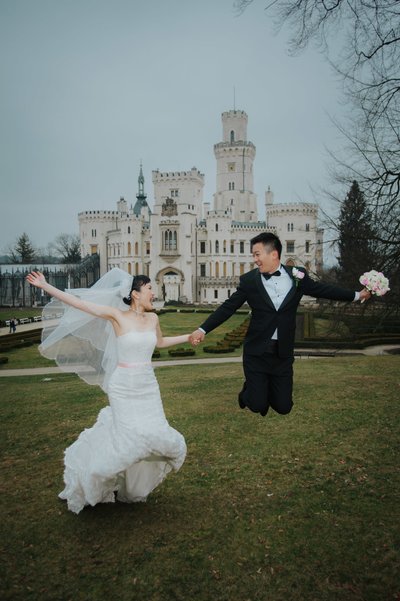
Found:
[58,329,187,514]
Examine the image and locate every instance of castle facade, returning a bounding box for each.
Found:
[79,110,324,303]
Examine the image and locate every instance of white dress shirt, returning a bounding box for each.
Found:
[260,265,292,339]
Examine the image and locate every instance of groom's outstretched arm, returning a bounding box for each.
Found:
[195,283,248,338]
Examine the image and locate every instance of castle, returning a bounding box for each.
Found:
[78,110,324,303]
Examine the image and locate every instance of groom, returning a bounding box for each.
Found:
[189,232,371,417]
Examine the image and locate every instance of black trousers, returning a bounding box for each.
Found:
[241,341,294,416]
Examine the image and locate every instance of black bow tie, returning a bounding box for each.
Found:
[262,271,281,280]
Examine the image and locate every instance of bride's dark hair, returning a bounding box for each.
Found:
[123,275,151,305]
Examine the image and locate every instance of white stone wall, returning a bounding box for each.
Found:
[266,202,321,273]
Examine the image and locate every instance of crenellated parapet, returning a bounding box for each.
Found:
[266,203,318,217]
[152,167,204,184]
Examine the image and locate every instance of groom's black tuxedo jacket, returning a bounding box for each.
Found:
[199,266,355,358]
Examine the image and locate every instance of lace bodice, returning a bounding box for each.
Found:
[117,329,157,364]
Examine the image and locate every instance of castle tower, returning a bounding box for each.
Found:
[213,110,258,221]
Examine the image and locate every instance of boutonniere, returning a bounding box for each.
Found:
[292,267,305,287]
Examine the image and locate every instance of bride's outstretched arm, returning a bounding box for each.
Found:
[26,271,119,321]
[155,315,192,349]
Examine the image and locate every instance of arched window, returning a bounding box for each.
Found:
[128,263,132,274]
[128,226,131,234]
[215,240,219,254]
[127,242,131,255]
[223,262,227,277]
[216,224,219,232]
[163,229,177,251]
[135,242,138,255]
[215,262,219,277]
[230,130,235,143]
[223,240,227,253]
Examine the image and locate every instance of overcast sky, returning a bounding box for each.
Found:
[0,0,346,255]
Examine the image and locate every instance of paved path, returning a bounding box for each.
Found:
[0,345,398,377]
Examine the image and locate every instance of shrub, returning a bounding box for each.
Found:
[167,348,196,357]
[203,345,235,354]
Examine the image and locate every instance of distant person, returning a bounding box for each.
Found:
[27,268,194,515]
[189,232,371,418]
[9,318,17,333]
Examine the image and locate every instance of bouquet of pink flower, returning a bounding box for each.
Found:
[359,270,390,297]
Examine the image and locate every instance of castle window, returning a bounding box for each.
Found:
[287,223,294,232]
[135,242,139,255]
[170,189,179,198]
[128,226,131,234]
[200,264,206,277]
[230,241,234,253]
[214,290,218,299]
[216,224,219,232]
[306,223,310,232]
[230,130,235,143]
[305,241,310,253]
[227,290,231,298]
[200,241,206,254]
[240,241,245,253]
[240,263,245,275]
[215,240,219,254]
[127,242,132,255]
[223,240,227,253]
[146,242,150,255]
[229,182,235,191]
[163,229,177,251]
[91,229,97,237]
[215,262,219,277]
[286,241,295,254]
[223,262,227,277]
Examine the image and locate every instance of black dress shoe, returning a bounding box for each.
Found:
[238,383,247,409]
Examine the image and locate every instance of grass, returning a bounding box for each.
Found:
[1,356,399,601]
[0,312,247,369]
[0,308,42,321]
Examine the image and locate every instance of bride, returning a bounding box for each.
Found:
[27,268,195,514]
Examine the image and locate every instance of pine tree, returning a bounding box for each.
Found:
[336,181,375,287]
[11,232,36,263]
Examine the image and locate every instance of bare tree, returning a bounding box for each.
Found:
[236,0,399,301]
[53,234,81,264]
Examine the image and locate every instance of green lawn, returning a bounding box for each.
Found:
[0,312,248,369]
[1,356,399,601]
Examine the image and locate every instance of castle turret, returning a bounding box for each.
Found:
[213,110,258,222]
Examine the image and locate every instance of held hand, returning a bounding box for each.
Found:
[26,271,47,289]
[189,329,205,347]
[359,288,372,303]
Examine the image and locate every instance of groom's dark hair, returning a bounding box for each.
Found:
[250,232,282,258]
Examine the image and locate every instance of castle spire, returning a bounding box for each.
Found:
[137,161,146,200]
[133,162,149,217]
